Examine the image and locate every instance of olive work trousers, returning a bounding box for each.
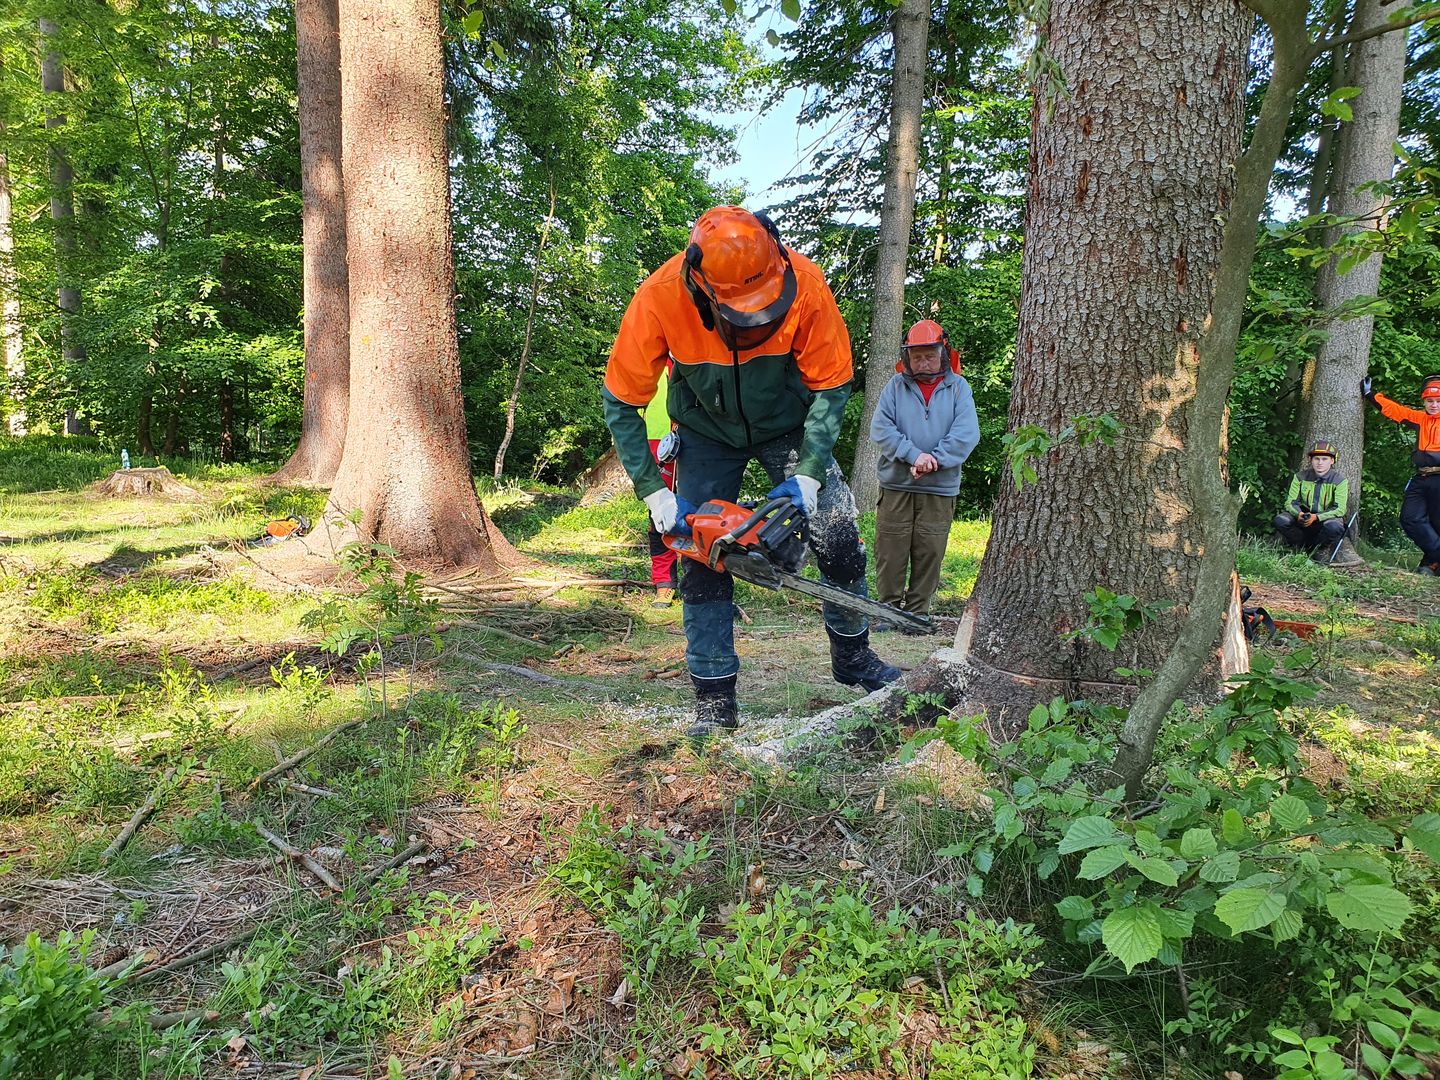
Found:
[874,487,955,616]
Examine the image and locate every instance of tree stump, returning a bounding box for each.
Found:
[92,467,202,500]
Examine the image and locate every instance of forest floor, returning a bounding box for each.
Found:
[1,439,1437,1080]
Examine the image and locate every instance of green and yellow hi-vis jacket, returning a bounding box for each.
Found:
[1284,471,1348,522]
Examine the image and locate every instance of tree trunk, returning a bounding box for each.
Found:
[0,115,24,437]
[849,0,931,514]
[328,0,518,570]
[138,393,154,457]
[958,0,1249,714]
[40,18,86,435]
[493,170,556,481]
[1282,40,1350,417]
[219,380,236,462]
[1297,0,1407,553]
[273,0,350,487]
[163,404,178,456]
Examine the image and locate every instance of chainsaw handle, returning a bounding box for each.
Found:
[714,497,794,551]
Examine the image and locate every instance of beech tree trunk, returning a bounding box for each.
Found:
[329,0,516,570]
[959,0,1249,706]
[1298,0,1407,545]
[273,0,350,486]
[40,18,86,435]
[850,0,931,513]
[0,115,23,437]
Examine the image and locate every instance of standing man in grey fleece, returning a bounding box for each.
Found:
[869,319,981,617]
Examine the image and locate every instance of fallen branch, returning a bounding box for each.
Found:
[481,662,618,697]
[448,620,543,647]
[248,718,366,791]
[251,821,342,892]
[362,839,429,884]
[276,779,340,799]
[126,841,429,986]
[102,768,177,863]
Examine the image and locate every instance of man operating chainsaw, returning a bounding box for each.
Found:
[602,205,902,739]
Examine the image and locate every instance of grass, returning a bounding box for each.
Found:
[1,438,1437,1079]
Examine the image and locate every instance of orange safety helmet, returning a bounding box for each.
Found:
[897,319,962,376]
[683,206,797,339]
[1423,374,1440,400]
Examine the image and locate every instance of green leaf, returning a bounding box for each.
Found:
[1077,845,1130,879]
[1214,887,1287,934]
[1126,853,1180,887]
[1059,816,1122,854]
[1221,808,1247,845]
[1270,908,1303,943]
[1366,1021,1402,1051]
[1198,850,1241,883]
[1179,828,1217,860]
[460,8,484,33]
[1326,884,1412,933]
[1361,1043,1391,1074]
[1269,794,1310,833]
[1101,905,1164,973]
[780,0,801,20]
[1407,813,1440,862]
[1055,895,1094,921]
[764,28,779,45]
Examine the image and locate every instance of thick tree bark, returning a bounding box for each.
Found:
[1297,0,1407,547]
[273,0,350,486]
[40,18,86,435]
[959,0,1250,712]
[493,170,556,481]
[0,116,24,437]
[329,0,518,570]
[850,0,931,513]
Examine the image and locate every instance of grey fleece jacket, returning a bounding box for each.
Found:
[869,369,980,497]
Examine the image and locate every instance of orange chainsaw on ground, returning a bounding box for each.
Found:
[663,498,933,634]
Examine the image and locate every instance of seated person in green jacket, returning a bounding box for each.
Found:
[1273,440,1348,555]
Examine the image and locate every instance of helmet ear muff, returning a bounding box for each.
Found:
[683,244,715,331]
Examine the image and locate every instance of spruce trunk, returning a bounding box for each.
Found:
[960,0,1249,711]
[329,0,514,570]
[274,0,350,486]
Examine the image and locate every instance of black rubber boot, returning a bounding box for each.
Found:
[686,673,738,741]
[828,628,902,692]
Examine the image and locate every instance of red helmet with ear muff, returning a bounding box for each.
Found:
[898,319,962,376]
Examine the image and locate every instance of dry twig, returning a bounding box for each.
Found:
[102,768,177,863]
[249,718,366,790]
[251,821,342,892]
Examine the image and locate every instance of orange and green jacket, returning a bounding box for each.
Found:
[602,249,853,499]
[1373,393,1440,469]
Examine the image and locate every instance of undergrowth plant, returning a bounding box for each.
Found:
[900,619,1440,1076]
[301,540,442,713]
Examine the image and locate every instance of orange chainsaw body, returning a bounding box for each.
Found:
[664,499,804,571]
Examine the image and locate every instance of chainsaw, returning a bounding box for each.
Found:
[664,497,933,635]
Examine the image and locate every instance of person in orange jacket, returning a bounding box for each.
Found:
[601,206,901,738]
[1364,373,1440,575]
